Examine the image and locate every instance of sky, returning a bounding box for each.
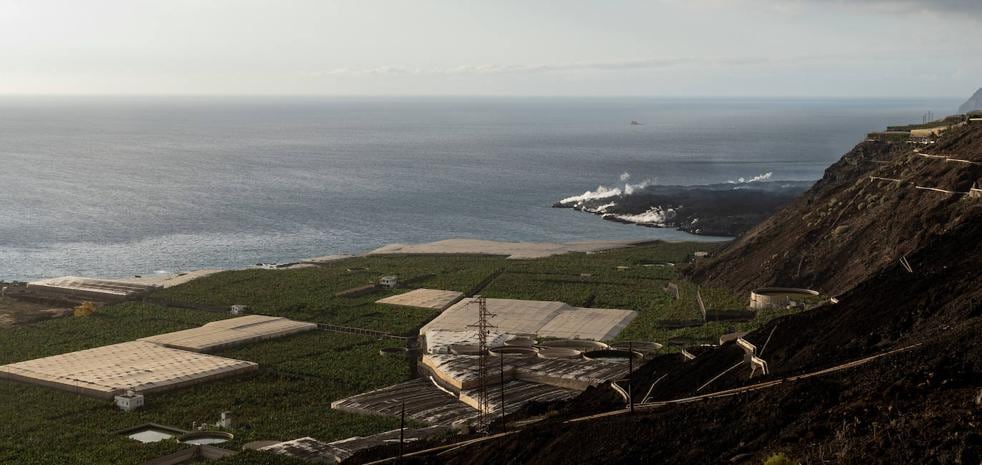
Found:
[1,0,980,97]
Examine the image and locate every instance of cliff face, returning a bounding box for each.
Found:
[959,87,982,113]
[690,124,982,296]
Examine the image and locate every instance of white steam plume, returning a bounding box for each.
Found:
[560,185,622,204]
[624,179,651,195]
[728,172,773,184]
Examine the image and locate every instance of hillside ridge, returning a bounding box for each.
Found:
[690,123,982,296]
[960,87,982,113]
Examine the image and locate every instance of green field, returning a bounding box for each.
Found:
[0,241,809,464]
[152,254,508,335]
[0,306,410,464]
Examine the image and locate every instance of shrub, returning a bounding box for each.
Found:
[763,452,794,465]
[73,301,97,317]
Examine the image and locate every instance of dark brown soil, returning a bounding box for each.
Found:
[431,328,981,465]
[0,286,72,328]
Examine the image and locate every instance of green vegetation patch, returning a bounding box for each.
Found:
[0,312,412,465]
[151,255,507,334]
[0,303,225,365]
[0,240,817,465]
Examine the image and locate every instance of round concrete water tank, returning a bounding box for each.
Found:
[504,336,536,347]
[536,347,582,359]
[610,341,663,354]
[179,431,233,445]
[488,346,538,358]
[538,339,608,352]
[449,343,483,355]
[750,287,820,310]
[582,349,643,362]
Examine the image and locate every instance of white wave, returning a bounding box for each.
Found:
[610,206,676,225]
[620,172,631,182]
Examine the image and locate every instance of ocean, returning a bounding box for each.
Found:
[0,96,959,281]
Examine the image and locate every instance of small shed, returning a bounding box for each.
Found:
[378,276,398,289]
[115,390,145,411]
[663,282,680,300]
[218,411,234,429]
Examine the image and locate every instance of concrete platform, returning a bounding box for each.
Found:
[538,307,637,340]
[421,298,637,342]
[0,341,258,399]
[512,356,628,390]
[27,276,159,300]
[110,269,223,289]
[422,355,513,391]
[262,427,448,463]
[368,238,640,259]
[139,315,317,353]
[421,354,627,392]
[422,330,517,354]
[331,378,478,426]
[459,380,578,414]
[376,289,464,311]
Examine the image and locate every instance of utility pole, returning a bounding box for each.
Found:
[399,401,405,460]
[499,353,506,432]
[628,341,635,413]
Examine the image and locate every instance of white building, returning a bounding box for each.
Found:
[218,411,234,429]
[115,390,145,411]
[378,276,398,289]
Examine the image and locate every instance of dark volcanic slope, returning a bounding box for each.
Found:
[434,328,982,465]
[691,123,982,296]
[745,212,982,376]
[415,212,982,465]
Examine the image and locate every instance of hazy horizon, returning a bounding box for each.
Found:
[0,94,970,101]
[2,0,980,98]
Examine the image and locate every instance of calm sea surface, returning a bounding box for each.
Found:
[0,96,958,281]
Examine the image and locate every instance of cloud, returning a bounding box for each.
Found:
[307,53,868,78]
[792,0,982,18]
[309,58,695,78]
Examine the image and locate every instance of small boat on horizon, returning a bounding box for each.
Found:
[630,120,643,126]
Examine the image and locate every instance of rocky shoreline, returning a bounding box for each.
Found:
[553,180,812,237]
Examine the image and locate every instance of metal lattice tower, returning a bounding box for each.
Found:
[467,295,495,432]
